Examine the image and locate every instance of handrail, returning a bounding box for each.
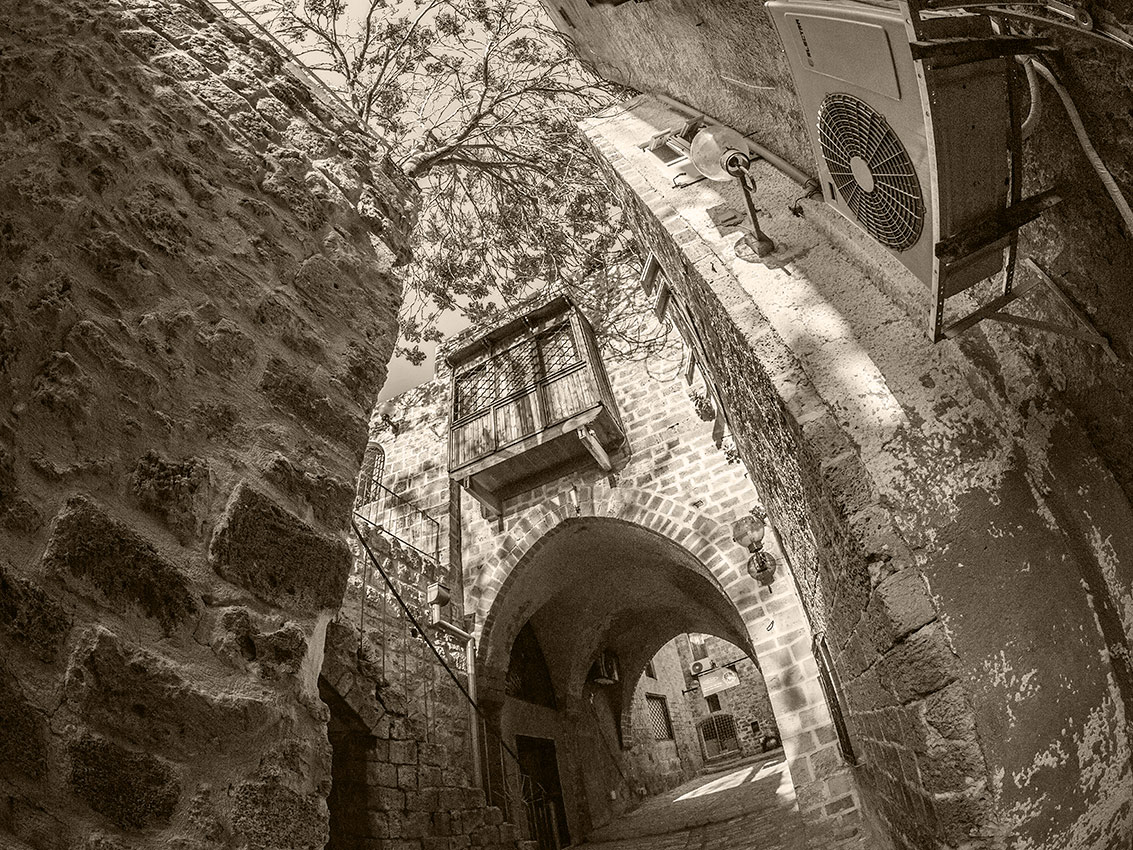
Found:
[355,481,440,565]
[351,519,560,846]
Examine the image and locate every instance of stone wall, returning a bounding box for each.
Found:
[580,94,1133,850]
[0,0,414,847]
[324,379,527,850]
[688,635,781,760]
[623,639,702,795]
[318,619,521,850]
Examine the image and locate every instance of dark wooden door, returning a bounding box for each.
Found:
[515,735,571,848]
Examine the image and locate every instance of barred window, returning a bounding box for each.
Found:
[646,695,674,741]
[495,342,536,398]
[537,323,578,376]
[454,363,493,420]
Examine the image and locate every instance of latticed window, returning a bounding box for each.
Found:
[537,323,578,376]
[454,362,494,420]
[495,342,536,398]
[646,695,674,741]
[452,323,582,422]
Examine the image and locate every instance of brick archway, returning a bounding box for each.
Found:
[468,490,866,848]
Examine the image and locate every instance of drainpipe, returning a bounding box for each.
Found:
[431,614,482,789]
[653,92,816,188]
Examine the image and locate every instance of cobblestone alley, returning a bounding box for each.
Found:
[576,754,807,850]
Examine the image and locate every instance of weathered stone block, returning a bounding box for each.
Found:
[231,781,327,850]
[262,452,354,529]
[68,734,181,829]
[0,663,47,779]
[878,624,959,703]
[64,626,278,757]
[210,483,350,612]
[919,739,986,793]
[260,356,367,451]
[0,564,71,663]
[42,495,196,631]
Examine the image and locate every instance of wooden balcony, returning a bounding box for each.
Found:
[447,296,626,517]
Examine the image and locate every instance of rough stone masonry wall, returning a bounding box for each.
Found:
[322,381,525,850]
[622,638,702,795]
[581,95,1133,850]
[0,1,415,847]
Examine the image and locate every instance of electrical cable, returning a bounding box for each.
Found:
[1019,56,1043,140]
[1029,57,1133,237]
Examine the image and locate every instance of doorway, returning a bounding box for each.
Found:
[516,735,571,849]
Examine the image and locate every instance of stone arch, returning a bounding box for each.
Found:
[473,487,748,680]
[470,493,866,848]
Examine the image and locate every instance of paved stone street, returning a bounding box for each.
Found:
[576,754,807,850]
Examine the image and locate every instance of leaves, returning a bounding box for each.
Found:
[246,0,663,367]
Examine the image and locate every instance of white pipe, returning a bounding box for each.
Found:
[1031,58,1133,237]
[653,92,816,188]
[1019,57,1042,140]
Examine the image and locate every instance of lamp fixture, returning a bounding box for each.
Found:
[732,507,776,586]
[376,399,400,436]
[689,125,776,258]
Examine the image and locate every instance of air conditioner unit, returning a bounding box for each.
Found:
[767,0,1015,340]
[594,650,620,685]
[689,658,716,677]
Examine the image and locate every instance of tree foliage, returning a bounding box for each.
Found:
[247,0,668,364]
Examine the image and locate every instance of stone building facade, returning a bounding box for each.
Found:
[370,294,860,847]
[681,634,782,763]
[530,5,1133,844]
[623,638,703,795]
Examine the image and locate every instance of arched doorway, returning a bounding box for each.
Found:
[473,515,858,847]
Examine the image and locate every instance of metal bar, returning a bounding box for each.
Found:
[910,35,1052,67]
[941,277,1042,338]
[936,187,1063,265]
[1023,259,1120,360]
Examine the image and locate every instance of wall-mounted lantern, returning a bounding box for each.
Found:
[732,508,776,586]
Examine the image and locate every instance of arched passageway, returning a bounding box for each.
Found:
[474,515,857,848]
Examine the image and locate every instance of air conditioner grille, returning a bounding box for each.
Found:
[817,93,924,251]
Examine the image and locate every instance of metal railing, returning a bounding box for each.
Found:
[351,521,568,850]
[207,0,381,140]
[355,481,440,565]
